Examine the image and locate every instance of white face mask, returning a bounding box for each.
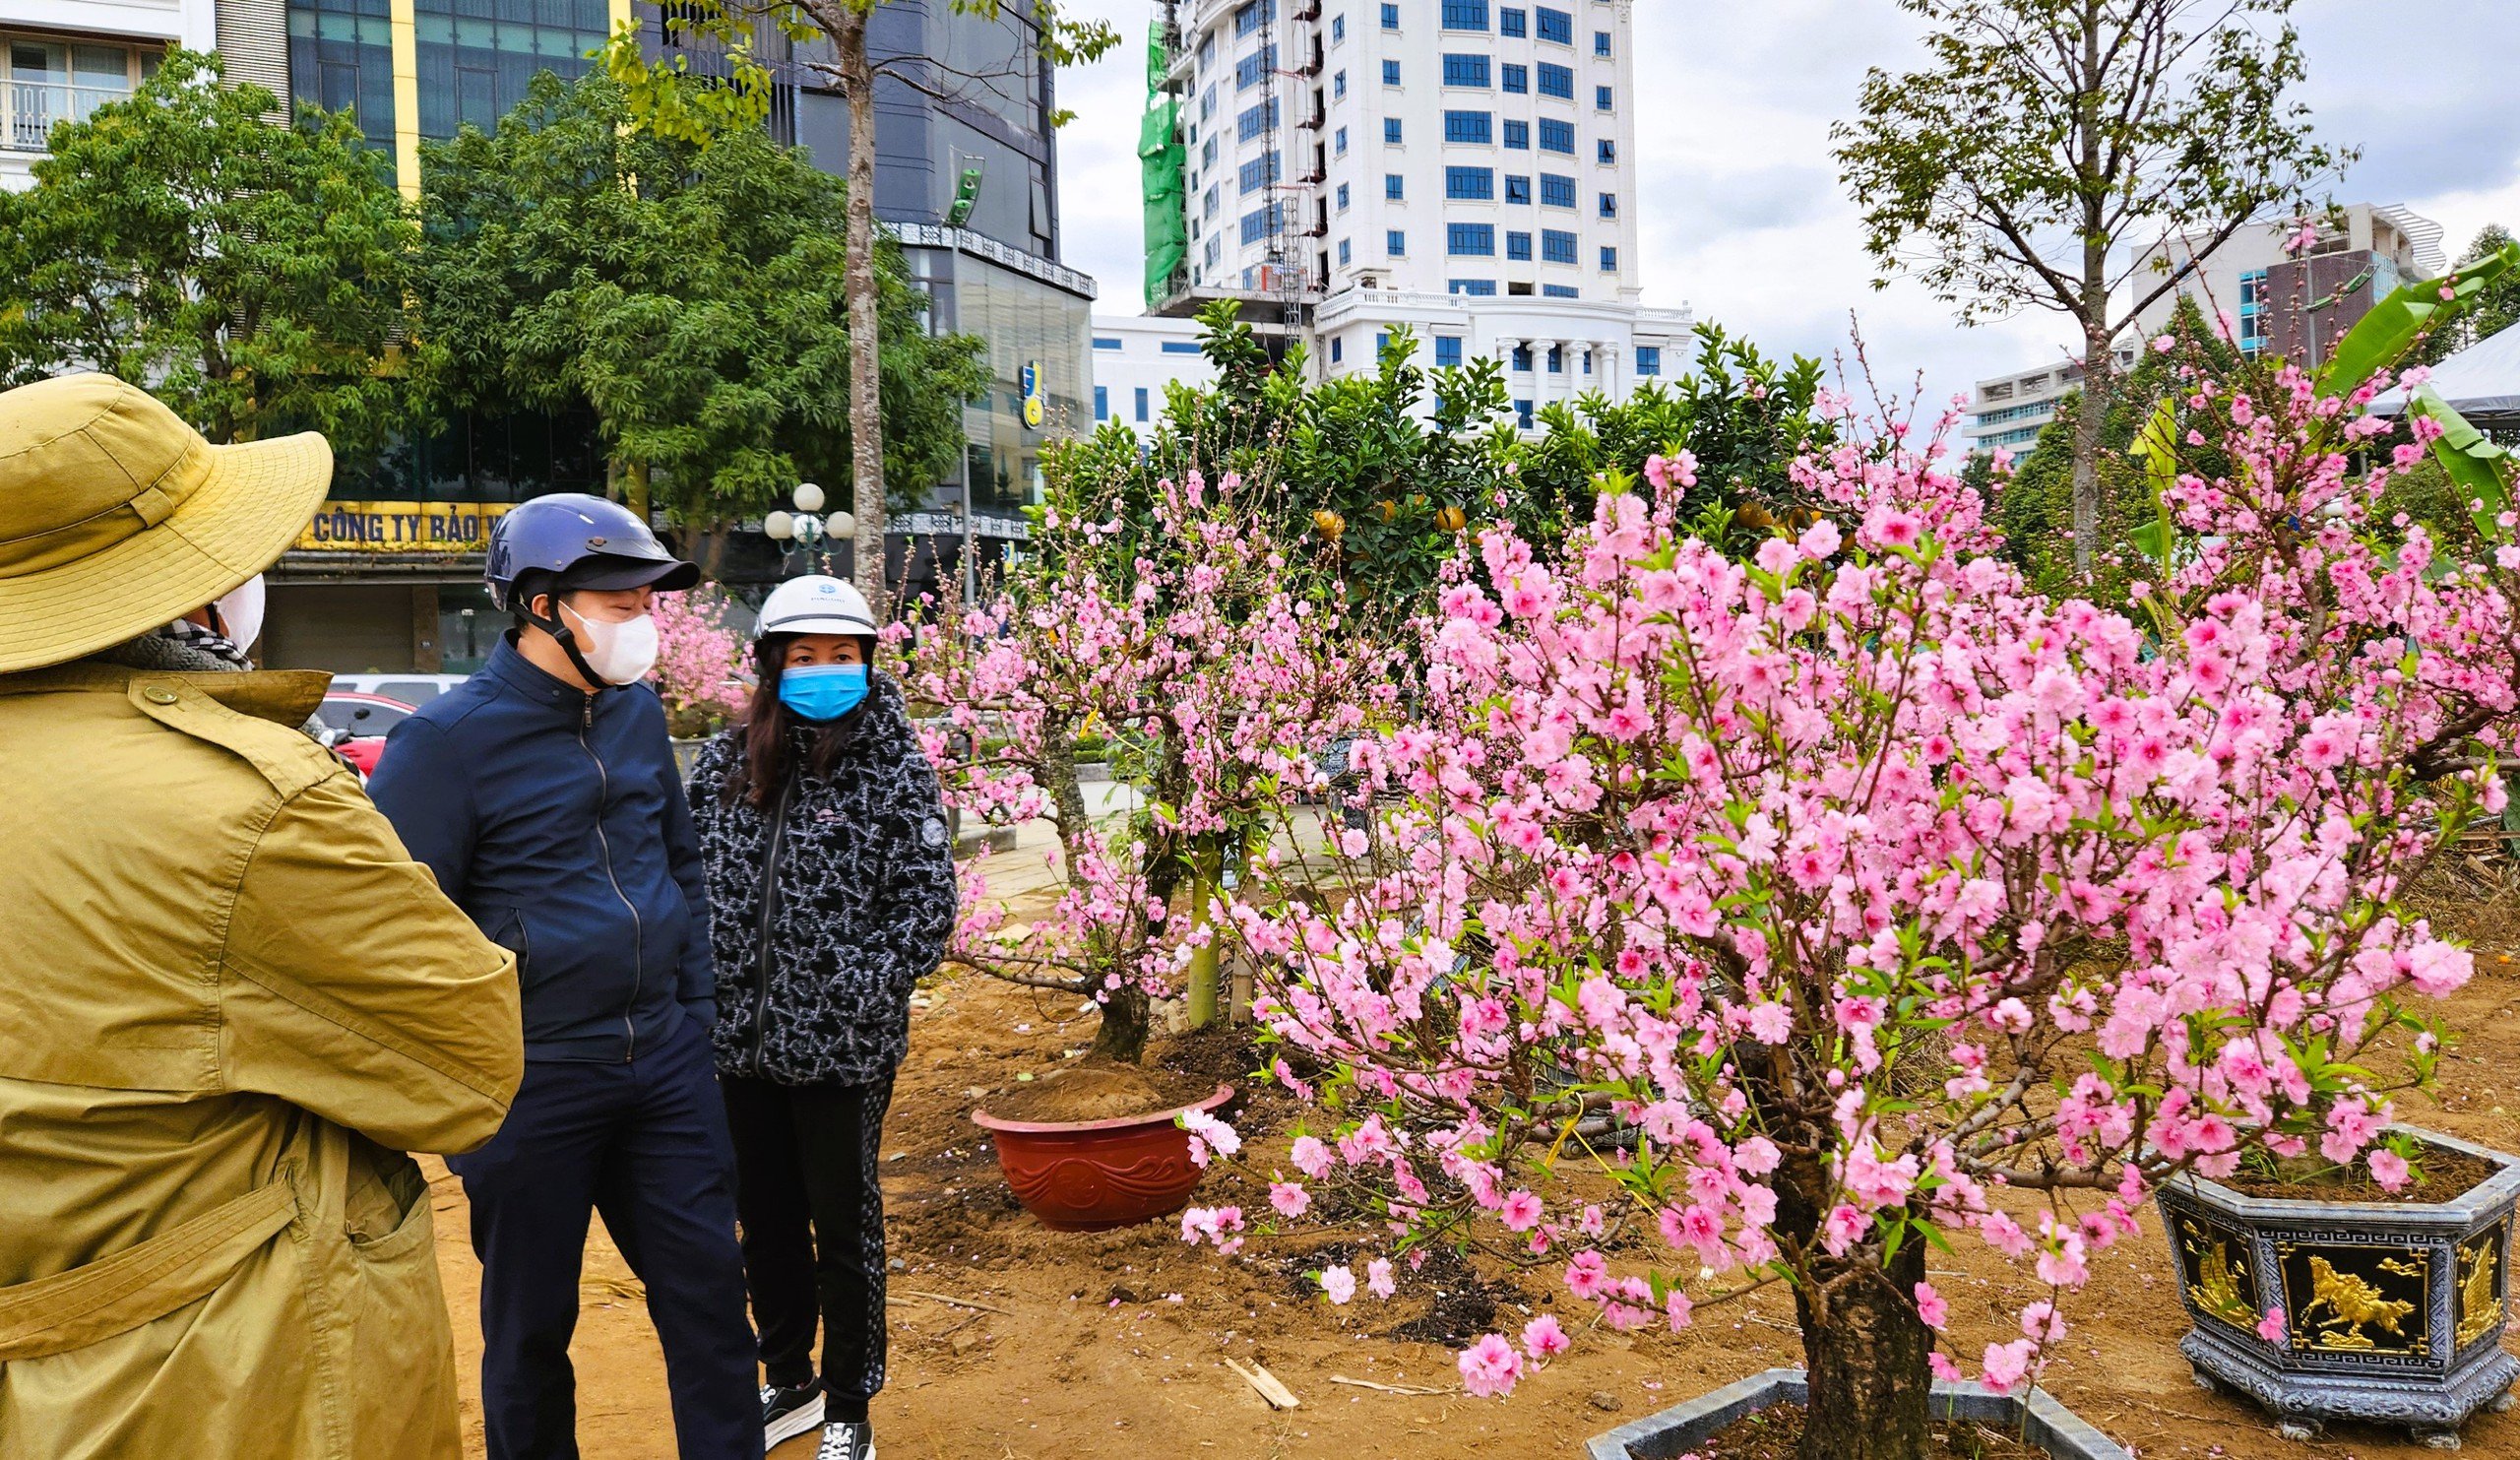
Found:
[209,574,266,650]
[561,601,660,685]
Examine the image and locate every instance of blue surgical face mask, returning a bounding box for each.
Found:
[778,662,868,722]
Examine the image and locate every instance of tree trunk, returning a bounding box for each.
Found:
[836,7,889,621]
[1184,833,1222,1028]
[2067,0,2107,584]
[1770,1137,1934,1460]
[1089,983,1151,1063]
[1795,1238,1936,1460]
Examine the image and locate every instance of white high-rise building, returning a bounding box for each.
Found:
[1,0,265,192]
[1142,0,1688,424]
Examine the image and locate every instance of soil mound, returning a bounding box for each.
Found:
[978,1059,1222,1124]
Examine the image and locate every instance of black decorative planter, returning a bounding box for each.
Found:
[2156,1125,2519,1449]
[1586,1367,2130,1460]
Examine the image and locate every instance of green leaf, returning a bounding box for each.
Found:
[2409,385,2518,543]
[2320,240,2520,397]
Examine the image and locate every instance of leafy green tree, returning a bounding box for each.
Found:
[1833,0,2351,580]
[1994,296,2239,601]
[414,71,984,534]
[2420,224,2520,363]
[0,49,417,457]
[599,0,1119,617]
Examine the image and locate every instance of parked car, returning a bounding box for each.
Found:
[329,671,470,707]
[315,692,416,778]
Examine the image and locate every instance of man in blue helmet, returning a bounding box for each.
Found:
[369,493,760,1460]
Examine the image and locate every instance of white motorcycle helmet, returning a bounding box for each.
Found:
[755,575,878,641]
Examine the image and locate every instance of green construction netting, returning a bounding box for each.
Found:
[1140,24,1187,308]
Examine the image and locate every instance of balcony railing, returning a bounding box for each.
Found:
[4,79,132,151]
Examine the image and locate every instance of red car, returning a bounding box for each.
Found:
[315,691,416,778]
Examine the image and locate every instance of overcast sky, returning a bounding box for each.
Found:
[1043,0,2520,426]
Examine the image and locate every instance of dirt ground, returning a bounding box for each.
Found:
[428,914,2520,1460]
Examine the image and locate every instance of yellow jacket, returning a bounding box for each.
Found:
[0,664,523,1459]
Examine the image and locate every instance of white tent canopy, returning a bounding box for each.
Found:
[2369,320,2520,419]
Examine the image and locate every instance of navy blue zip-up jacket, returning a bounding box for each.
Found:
[369,634,714,1063]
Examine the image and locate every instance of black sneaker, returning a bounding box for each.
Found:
[761,1381,825,1450]
[815,1420,873,1460]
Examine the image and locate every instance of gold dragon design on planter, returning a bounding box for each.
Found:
[2181,1222,2257,1330]
[2456,1231,2506,1350]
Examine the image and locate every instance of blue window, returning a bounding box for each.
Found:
[1385,172,1404,199]
[1382,59,1400,86]
[1514,398,1535,429]
[1234,1,1274,36]
[1334,70,1348,98]
[1441,0,1488,31]
[1540,172,1575,207]
[1336,126,1349,155]
[1545,344,1563,372]
[1237,99,1278,142]
[1201,87,1217,119]
[1338,237,1352,264]
[1240,204,1283,243]
[1536,6,1571,43]
[1596,85,1614,110]
[1095,386,1108,420]
[1447,222,1496,256]
[1331,336,1344,362]
[1599,191,1616,218]
[1375,330,1391,358]
[1543,284,1579,298]
[1537,63,1572,98]
[1134,387,1150,421]
[1387,228,1406,255]
[1595,30,1610,55]
[1599,245,1616,271]
[1238,153,1280,194]
[1499,7,1526,36]
[1382,2,1399,27]
[1635,346,1662,377]
[1506,229,1532,260]
[1235,47,1277,90]
[1435,336,1464,369]
[1542,227,1577,263]
[1384,117,1403,143]
[1448,278,1498,295]
[1598,138,1616,164]
[1504,173,1531,204]
[1501,63,1527,94]
[1332,15,1345,41]
[1445,165,1494,199]
[1093,336,1122,350]
[2237,268,2269,352]
[1442,53,1489,87]
[1511,345,1534,371]
[1443,109,1492,143]
[1502,119,1530,149]
[1204,185,1218,217]
[1336,181,1351,209]
[1161,340,1203,354]
[1203,137,1219,169]
[1539,118,1574,154]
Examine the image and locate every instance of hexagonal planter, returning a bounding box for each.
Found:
[1585,1367,2131,1460]
[2156,1124,2519,1448]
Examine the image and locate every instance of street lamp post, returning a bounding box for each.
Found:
[763,481,855,578]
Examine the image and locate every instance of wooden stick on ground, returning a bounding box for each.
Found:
[1328,1374,1450,1396]
[1223,1358,1300,1410]
[890,1289,1011,1316]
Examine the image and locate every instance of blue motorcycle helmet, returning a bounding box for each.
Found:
[486,493,698,686]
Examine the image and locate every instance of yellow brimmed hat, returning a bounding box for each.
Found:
[0,373,332,674]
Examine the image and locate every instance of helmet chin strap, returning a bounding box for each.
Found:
[526,596,608,691]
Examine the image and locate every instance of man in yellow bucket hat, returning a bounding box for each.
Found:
[0,372,525,1459]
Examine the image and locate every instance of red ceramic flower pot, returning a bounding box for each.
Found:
[972,1083,1235,1232]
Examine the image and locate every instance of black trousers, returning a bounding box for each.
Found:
[722,1072,898,1413]
[448,1016,761,1460]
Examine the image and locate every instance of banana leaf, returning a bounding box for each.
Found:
[2410,384,2517,543]
[2318,240,2520,398]
[2123,399,2180,577]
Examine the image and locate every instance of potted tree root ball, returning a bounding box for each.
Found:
[973,1070,1234,1232]
[2159,1125,2518,1447]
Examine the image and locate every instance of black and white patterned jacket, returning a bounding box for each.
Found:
[686,674,958,1085]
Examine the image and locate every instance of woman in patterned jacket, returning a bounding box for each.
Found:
[686,575,958,1460]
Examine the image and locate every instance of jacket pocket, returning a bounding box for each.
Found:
[341,1151,461,1455]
